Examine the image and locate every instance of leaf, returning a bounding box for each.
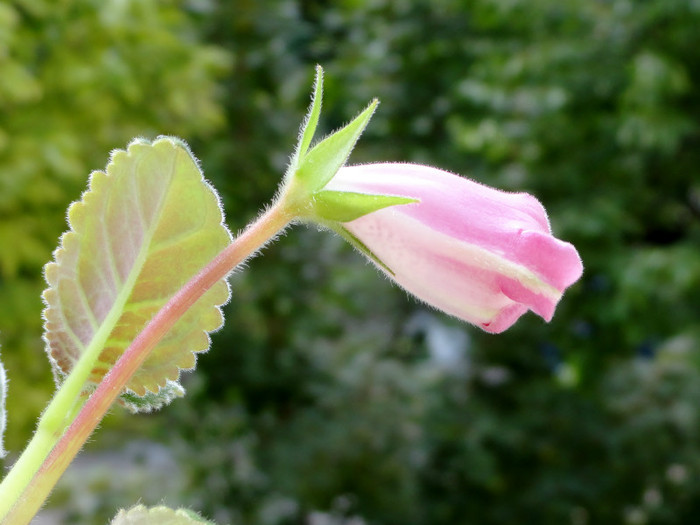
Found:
[119,380,185,414]
[294,98,378,192]
[311,189,418,223]
[111,504,216,525]
[0,352,7,458]
[42,137,231,410]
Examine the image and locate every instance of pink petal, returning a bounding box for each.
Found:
[326,163,583,332]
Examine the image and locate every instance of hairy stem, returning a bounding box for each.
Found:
[0,201,294,524]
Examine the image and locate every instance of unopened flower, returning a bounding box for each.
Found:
[323,163,583,333]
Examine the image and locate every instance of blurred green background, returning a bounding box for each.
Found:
[2,0,700,523]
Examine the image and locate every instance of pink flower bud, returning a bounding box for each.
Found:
[326,163,583,333]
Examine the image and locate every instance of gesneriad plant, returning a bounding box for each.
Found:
[0,66,582,524]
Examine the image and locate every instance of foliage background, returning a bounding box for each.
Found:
[2,0,700,523]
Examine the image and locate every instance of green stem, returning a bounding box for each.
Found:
[0,336,106,517]
[0,201,294,524]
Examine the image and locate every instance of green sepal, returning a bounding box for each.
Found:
[312,190,418,223]
[330,224,395,276]
[294,98,378,193]
[0,353,7,458]
[293,65,324,166]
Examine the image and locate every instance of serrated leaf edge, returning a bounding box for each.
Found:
[111,504,217,525]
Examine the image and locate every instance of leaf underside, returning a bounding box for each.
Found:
[42,137,231,411]
[111,504,216,525]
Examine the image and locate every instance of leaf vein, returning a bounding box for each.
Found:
[101,211,123,290]
[149,225,203,253]
[76,284,99,332]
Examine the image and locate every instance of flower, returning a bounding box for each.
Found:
[324,163,583,333]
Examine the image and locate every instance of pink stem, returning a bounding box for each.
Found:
[4,203,293,523]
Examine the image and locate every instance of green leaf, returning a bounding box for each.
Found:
[312,189,418,223]
[42,137,231,411]
[111,504,217,525]
[293,65,324,165]
[294,98,378,192]
[0,352,7,458]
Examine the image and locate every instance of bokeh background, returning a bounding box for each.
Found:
[2,0,700,523]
